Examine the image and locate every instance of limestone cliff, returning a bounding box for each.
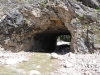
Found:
[0,0,100,53]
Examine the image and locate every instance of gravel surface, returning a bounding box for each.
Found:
[51,52,100,75]
[0,45,32,65]
[0,43,100,75]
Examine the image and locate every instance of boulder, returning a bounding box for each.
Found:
[51,53,58,59]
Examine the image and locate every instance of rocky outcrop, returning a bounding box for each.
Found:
[80,0,100,8]
[0,0,99,53]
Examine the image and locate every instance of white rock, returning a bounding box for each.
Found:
[5,57,27,65]
[58,56,64,60]
[5,53,10,57]
[36,65,41,69]
[88,62,93,65]
[92,60,97,64]
[72,72,82,75]
[0,19,2,22]
[0,53,5,57]
[51,53,58,59]
[98,67,100,72]
[68,52,76,58]
[84,71,92,75]
[18,57,28,62]
[29,70,41,75]
[47,53,51,57]
[31,8,41,17]
[64,61,73,68]
[0,48,4,51]
[15,69,25,74]
[6,59,18,65]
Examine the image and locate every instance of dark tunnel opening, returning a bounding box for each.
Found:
[32,31,71,53]
[33,33,58,52]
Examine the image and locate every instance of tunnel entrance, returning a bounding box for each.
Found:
[55,35,71,54]
[32,30,71,53]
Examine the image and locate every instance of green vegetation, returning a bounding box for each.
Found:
[2,8,6,13]
[67,35,71,42]
[18,0,23,2]
[41,2,47,7]
[57,35,63,41]
[94,39,100,44]
[57,35,71,42]
[77,15,83,19]
[29,1,33,4]
[18,0,22,1]
[26,18,31,24]
[95,7,100,10]
[18,0,25,3]
[98,20,100,24]
[0,0,2,3]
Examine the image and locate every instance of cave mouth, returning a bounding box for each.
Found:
[55,34,71,54]
[32,30,71,53]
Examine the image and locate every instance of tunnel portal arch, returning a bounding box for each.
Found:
[31,29,72,53]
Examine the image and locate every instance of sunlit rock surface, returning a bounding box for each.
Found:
[0,0,100,53]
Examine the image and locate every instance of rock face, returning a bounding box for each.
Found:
[81,0,100,8]
[0,0,99,53]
